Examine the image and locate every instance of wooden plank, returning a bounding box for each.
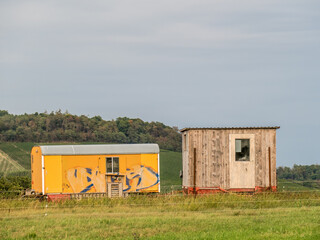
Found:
[272,130,277,186]
[201,130,205,187]
[208,130,213,187]
[257,129,263,186]
[188,131,192,188]
[222,130,228,189]
[217,130,223,187]
[215,130,220,186]
[189,131,193,188]
[226,130,231,189]
[186,132,190,186]
[265,130,271,187]
[220,130,224,185]
[203,130,208,187]
[198,130,202,187]
[211,130,215,187]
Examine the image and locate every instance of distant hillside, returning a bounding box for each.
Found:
[0,149,25,174]
[0,110,181,152]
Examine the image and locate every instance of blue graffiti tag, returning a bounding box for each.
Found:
[123,165,159,192]
[80,183,94,193]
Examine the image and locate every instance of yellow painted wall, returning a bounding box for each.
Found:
[37,153,160,194]
[44,155,62,194]
[31,147,42,194]
[61,155,104,193]
[140,154,159,192]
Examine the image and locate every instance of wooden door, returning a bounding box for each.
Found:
[229,134,255,189]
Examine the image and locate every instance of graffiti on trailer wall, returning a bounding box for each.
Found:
[123,165,159,192]
[65,165,159,193]
[66,167,105,193]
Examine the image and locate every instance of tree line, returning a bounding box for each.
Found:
[277,164,320,181]
[0,110,182,152]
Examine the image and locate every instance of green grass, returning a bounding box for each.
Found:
[2,207,320,239]
[0,153,24,174]
[0,142,34,169]
[0,193,320,239]
[159,150,182,192]
[277,179,320,192]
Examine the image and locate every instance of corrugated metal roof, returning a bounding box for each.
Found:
[39,144,160,156]
[180,127,280,132]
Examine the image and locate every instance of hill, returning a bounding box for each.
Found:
[0,110,182,152]
[0,142,33,170]
[0,149,24,174]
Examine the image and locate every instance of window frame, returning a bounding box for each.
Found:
[229,134,255,163]
[106,157,120,173]
[235,138,250,161]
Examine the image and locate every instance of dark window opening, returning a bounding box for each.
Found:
[106,157,119,173]
[106,157,112,173]
[113,157,119,172]
[235,139,250,161]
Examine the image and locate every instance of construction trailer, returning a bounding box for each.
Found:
[180,127,280,194]
[31,144,160,199]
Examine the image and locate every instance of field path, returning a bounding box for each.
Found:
[0,149,25,174]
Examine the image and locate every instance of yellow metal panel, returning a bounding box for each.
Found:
[122,154,141,192]
[122,153,159,193]
[140,154,159,192]
[31,146,42,194]
[61,155,105,193]
[38,153,159,194]
[44,155,62,194]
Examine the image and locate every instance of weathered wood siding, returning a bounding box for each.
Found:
[182,132,189,187]
[182,129,277,189]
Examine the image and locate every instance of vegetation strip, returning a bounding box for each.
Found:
[1,206,319,239]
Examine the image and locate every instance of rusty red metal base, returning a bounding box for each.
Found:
[183,186,277,194]
[47,194,71,202]
[255,186,277,192]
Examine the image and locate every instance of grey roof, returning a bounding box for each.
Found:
[39,144,159,156]
[180,127,280,132]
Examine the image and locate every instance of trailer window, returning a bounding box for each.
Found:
[235,139,250,161]
[113,157,119,172]
[106,157,119,173]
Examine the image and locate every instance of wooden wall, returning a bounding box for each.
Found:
[182,129,277,190]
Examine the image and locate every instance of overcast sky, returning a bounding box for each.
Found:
[1,0,320,167]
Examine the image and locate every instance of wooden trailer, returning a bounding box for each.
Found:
[31,144,160,199]
[180,127,280,194]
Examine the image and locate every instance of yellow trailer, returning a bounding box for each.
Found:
[31,144,160,196]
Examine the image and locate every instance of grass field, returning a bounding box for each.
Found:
[277,179,320,192]
[159,150,182,191]
[0,193,320,239]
